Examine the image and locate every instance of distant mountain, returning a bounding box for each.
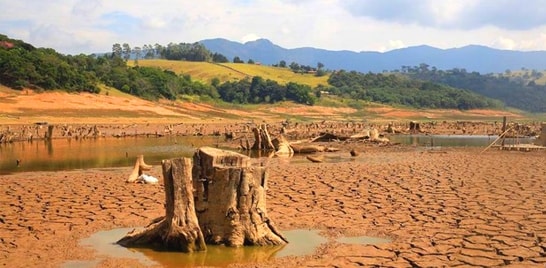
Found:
[200,38,546,74]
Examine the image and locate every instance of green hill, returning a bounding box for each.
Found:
[132,59,329,87]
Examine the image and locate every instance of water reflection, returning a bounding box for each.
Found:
[1,134,536,175]
[388,134,535,147]
[72,228,328,268]
[0,136,220,175]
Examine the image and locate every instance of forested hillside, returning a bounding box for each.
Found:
[326,70,502,110]
[402,65,546,112]
[1,33,540,112]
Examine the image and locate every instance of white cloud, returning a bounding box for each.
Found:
[241,34,261,43]
[493,37,517,50]
[2,0,546,54]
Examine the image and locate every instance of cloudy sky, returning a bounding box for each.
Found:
[2,0,546,55]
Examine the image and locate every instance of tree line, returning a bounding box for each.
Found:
[326,70,502,109]
[0,34,315,104]
[401,64,546,112]
[4,33,539,111]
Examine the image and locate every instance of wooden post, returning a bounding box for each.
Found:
[193,147,287,247]
[501,116,507,147]
[46,125,54,140]
[118,158,206,252]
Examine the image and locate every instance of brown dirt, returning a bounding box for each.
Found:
[0,87,528,125]
[1,87,545,267]
[1,146,545,267]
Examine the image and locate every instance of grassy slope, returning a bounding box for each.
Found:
[133,60,329,87]
[1,62,539,124]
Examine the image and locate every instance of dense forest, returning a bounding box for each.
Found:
[400,64,546,112]
[326,70,502,109]
[217,76,316,105]
[1,33,543,112]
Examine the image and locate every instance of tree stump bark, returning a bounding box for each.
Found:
[117,158,206,252]
[193,147,287,247]
[251,124,275,150]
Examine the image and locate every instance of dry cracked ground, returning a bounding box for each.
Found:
[0,147,545,267]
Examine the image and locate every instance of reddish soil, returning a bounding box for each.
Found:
[1,146,545,267]
[1,88,545,267]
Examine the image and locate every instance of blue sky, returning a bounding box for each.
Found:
[2,0,546,55]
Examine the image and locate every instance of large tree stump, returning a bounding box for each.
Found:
[117,158,206,252]
[193,147,287,246]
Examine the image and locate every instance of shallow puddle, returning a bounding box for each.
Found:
[67,228,329,267]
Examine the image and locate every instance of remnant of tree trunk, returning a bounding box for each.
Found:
[409,121,420,134]
[350,149,359,157]
[46,125,54,140]
[272,135,294,156]
[193,147,287,246]
[290,144,326,154]
[311,132,349,142]
[536,122,546,146]
[118,158,207,252]
[127,155,153,183]
[306,155,323,163]
[251,124,275,150]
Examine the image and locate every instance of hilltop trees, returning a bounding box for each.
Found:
[5,34,542,111]
[217,76,315,105]
[162,42,211,61]
[403,65,546,112]
[327,70,500,109]
[0,34,99,92]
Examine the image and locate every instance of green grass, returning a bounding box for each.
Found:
[133,60,330,87]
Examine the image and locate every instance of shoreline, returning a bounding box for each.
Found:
[1,145,545,267]
[1,120,542,145]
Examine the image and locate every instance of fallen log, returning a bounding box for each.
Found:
[290,144,326,154]
[306,155,323,163]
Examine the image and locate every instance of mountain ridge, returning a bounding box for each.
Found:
[200,38,546,74]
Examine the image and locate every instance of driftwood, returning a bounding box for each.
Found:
[306,155,323,163]
[272,135,294,156]
[290,144,326,154]
[311,132,349,142]
[127,155,153,183]
[193,147,287,246]
[118,158,206,252]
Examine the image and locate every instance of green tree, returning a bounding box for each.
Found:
[122,43,131,61]
[112,43,122,58]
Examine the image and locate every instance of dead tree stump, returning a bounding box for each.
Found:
[251,124,275,150]
[193,147,287,247]
[117,158,206,252]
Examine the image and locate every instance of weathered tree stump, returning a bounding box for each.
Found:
[126,155,153,183]
[193,147,287,246]
[409,121,421,134]
[118,158,206,252]
[272,135,294,156]
[251,124,275,150]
